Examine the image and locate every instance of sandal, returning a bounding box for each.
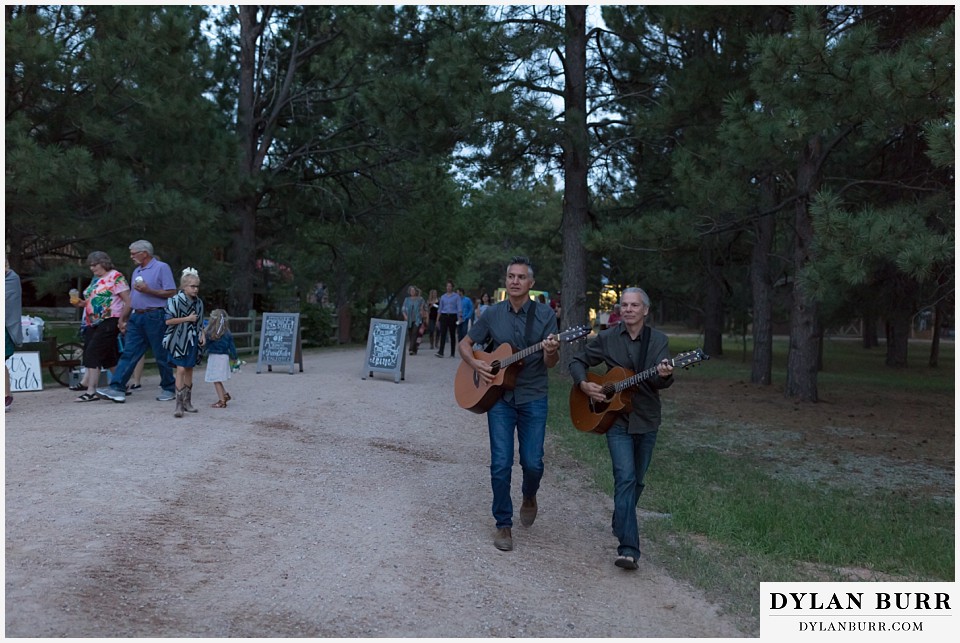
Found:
[68,384,85,391]
[75,393,99,402]
[211,400,227,408]
[224,392,232,402]
[615,555,639,570]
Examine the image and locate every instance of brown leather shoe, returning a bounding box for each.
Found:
[519,495,538,527]
[494,527,513,551]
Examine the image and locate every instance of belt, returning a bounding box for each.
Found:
[132,307,163,314]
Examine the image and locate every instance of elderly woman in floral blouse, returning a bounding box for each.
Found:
[71,251,131,401]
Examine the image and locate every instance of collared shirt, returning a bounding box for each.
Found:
[131,257,176,309]
[568,322,674,433]
[460,295,474,323]
[438,291,460,315]
[82,269,129,325]
[467,299,559,405]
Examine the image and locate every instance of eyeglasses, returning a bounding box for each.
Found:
[88,263,99,268]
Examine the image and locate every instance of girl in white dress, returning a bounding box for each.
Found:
[203,309,238,408]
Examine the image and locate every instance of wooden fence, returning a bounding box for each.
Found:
[44,311,268,367]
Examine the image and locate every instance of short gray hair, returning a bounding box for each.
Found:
[129,240,154,255]
[621,287,650,309]
[86,251,114,271]
[507,255,534,278]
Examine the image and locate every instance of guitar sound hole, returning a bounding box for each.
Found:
[601,385,616,400]
[490,362,501,376]
[589,400,609,414]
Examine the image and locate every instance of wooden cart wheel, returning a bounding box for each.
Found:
[49,341,84,387]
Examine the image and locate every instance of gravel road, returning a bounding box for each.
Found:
[4,346,744,637]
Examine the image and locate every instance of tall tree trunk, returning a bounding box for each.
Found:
[750,179,776,385]
[559,5,589,368]
[701,245,725,358]
[884,316,911,367]
[785,136,821,402]
[862,314,879,348]
[883,273,917,367]
[928,299,942,367]
[228,6,264,317]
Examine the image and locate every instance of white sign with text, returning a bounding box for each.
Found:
[5,351,44,391]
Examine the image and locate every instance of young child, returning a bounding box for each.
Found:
[204,308,237,408]
[162,267,205,418]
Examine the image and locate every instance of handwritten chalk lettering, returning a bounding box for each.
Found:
[362,318,406,382]
[369,325,400,368]
[258,314,299,365]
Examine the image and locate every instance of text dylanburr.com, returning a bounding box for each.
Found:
[760,582,954,639]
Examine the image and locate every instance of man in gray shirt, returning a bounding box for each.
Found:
[568,287,674,570]
[458,256,560,552]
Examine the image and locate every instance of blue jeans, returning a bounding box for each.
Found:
[606,425,658,559]
[487,396,547,528]
[108,309,175,393]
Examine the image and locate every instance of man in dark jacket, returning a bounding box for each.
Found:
[568,287,674,570]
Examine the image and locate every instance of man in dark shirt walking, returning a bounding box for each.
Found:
[458,256,560,552]
[568,287,674,570]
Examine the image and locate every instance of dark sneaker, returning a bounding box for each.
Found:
[615,554,639,570]
[96,387,125,403]
[519,496,538,527]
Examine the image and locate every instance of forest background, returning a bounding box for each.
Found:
[4,5,955,403]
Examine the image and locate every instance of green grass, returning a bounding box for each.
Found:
[667,334,954,393]
[548,337,954,634]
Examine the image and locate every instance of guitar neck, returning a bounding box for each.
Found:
[500,340,545,369]
[615,357,673,392]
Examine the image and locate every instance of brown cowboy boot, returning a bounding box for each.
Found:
[182,385,198,413]
[174,388,185,418]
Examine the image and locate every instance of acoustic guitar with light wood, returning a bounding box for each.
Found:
[569,348,709,434]
[455,326,591,414]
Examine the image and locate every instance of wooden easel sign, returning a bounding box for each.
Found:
[362,318,406,383]
[256,312,303,374]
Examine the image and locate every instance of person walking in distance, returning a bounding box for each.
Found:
[457,287,474,342]
[457,256,560,551]
[434,280,459,358]
[401,285,425,356]
[426,289,440,350]
[97,240,177,403]
[568,287,674,570]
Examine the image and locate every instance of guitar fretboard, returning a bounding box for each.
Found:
[499,340,547,369]
[614,358,676,393]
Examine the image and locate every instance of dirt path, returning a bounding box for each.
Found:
[5,346,744,637]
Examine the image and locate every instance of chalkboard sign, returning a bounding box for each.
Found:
[5,352,43,391]
[256,312,303,374]
[361,318,406,383]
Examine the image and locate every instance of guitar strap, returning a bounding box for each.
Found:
[523,301,537,348]
[636,325,652,386]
